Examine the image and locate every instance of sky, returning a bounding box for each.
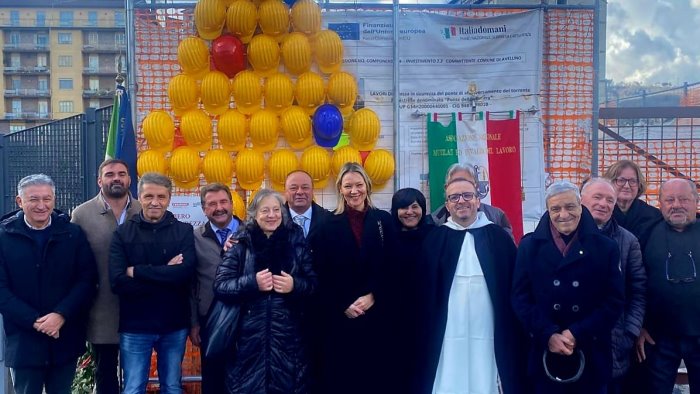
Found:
[606,0,700,85]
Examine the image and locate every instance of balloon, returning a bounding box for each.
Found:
[170,146,202,189]
[263,73,294,114]
[363,149,395,186]
[236,148,265,190]
[137,150,168,177]
[180,109,213,151]
[331,145,362,175]
[312,29,343,74]
[200,70,231,115]
[232,70,262,115]
[291,0,321,35]
[281,32,312,75]
[225,0,258,43]
[249,109,280,152]
[300,145,331,188]
[177,37,210,80]
[258,0,290,42]
[294,71,325,115]
[280,106,313,149]
[312,104,343,148]
[247,34,280,77]
[194,0,226,40]
[217,109,248,152]
[327,72,357,115]
[268,149,299,191]
[348,107,381,151]
[231,190,246,220]
[202,149,234,184]
[167,74,199,116]
[142,110,175,153]
[211,35,246,79]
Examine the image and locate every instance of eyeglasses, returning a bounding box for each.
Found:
[614,177,639,187]
[665,251,697,283]
[446,192,476,203]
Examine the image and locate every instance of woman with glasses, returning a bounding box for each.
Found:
[603,160,662,245]
[315,162,397,394]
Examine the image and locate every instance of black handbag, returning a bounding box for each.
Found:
[202,299,240,359]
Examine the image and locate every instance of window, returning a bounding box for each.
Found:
[11,79,21,90]
[89,78,99,90]
[89,99,100,109]
[9,32,20,45]
[88,55,99,70]
[10,11,20,26]
[58,55,72,67]
[115,33,126,46]
[88,11,98,27]
[36,54,47,68]
[58,101,74,113]
[87,32,98,45]
[59,11,73,27]
[38,101,48,116]
[10,54,20,67]
[59,79,74,90]
[36,34,48,47]
[58,33,72,44]
[12,100,22,114]
[114,11,125,27]
[38,78,48,91]
[9,125,25,133]
[36,11,45,27]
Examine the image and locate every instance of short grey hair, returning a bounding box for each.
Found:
[17,174,55,197]
[580,177,616,199]
[138,172,172,195]
[445,162,477,185]
[246,188,290,227]
[545,180,581,207]
[660,178,699,201]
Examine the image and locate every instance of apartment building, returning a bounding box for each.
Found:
[0,0,126,134]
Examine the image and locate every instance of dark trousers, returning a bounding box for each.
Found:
[644,334,700,394]
[93,343,120,394]
[199,316,226,394]
[11,361,76,394]
[535,379,607,394]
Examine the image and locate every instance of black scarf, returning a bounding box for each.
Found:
[250,223,291,275]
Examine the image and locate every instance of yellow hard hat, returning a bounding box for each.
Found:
[177,36,210,80]
[236,148,266,190]
[280,32,311,75]
[327,72,357,115]
[268,148,299,191]
[249,109,280,152]
[294,71,326,115]
[280,105,313,149]
[363,149,394,187]
[168,74,199,116]
[232,70,263,115]
[169,146,202,189]
[137,149,168,177]
[217,109,248,152]
[300,145,330,188]
[231,189,246,220]
[263,73,294,114]
[247,34,280,77]
[225,0,258,43]
[194,0,226,40]
[331,145,361,175]
[257,0,290,42]
[202,149,234,184]
[348,107,380,151]
[142,110,175,153]
[290,0,321,35]
[180,109,213,151]
[200,70,231,116]
[312,29,343,74]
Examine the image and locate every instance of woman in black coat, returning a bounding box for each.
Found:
[213,189,317,394]
[315,162,397,394]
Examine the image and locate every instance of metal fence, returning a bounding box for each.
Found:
[0,106,112,215]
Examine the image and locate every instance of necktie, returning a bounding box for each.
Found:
[216,228,230,245]
[293,215,308,237]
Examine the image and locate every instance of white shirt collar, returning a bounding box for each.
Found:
[24,214,51,230]
[290,205,313,220]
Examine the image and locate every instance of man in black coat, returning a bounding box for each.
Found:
[513,180,624,394]
[415,177,527,394]
[0,174,97,394]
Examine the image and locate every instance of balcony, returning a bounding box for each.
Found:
[83,67,125,75]
[82,43,126,53]
[5,112,51,120]
[83,89,115,98]
[4,89,51,97]
[3,43,50,52]
[4,66,50,75]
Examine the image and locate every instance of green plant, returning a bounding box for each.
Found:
[72,344,95,394]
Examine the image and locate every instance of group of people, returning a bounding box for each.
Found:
[0,157,697,394]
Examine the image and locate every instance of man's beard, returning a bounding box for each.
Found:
[103,183,128,198]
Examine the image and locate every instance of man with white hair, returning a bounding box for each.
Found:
[580,177,646,393]
[513,180,624,394]
[636,178,700,393]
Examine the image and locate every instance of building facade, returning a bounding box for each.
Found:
[0,0,125,134]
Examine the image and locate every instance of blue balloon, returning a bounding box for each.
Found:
[283,0,296,6]
[312,104,343,148]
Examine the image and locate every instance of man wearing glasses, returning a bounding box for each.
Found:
[637,178,700,393]
[415,177,527,394]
